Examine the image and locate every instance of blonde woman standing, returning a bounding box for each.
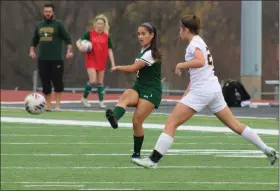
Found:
[76,14,115,108]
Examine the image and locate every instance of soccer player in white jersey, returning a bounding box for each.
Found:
[133,15,278,168]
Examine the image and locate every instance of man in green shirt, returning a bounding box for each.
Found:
[29,4,73,111]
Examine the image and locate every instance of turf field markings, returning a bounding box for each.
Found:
[1,165,276,169]
[1,134,276,138]
[1,142,277,146]
[1,181,277,185]
[1,106,277,120]
[23,184,84,188]
[80,189,141,190]
[1,117,277,135]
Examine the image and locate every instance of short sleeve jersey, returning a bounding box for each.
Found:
[80,30,113,70]
[185,35,221,93]
[134,46,162,91]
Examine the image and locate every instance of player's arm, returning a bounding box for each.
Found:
[58,21,72,53]
[29,25,39,60]
[114,60,146,73]
[76,31,90,52]
[176,48,205,69]
[108,37,115,67]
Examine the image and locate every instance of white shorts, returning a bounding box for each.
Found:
[180,91,227,113]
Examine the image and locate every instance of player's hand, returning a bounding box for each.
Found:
[175,68,182,76]
[66,52,73,59]
[29,51,36,60]
[111,66,118,72]
[78,46,87,53]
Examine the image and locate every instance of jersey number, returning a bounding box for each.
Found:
[206,47,213,66]
[136,70,139,78]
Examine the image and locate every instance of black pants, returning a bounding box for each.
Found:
[38,60,64,95]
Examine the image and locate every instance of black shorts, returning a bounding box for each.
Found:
[38,60,64,95]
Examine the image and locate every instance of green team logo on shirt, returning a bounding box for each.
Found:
[39,27,54,41]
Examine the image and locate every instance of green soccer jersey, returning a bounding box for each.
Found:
[31,19,72,60]
[134,46,162,91]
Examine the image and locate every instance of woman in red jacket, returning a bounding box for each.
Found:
[76,14,115,108]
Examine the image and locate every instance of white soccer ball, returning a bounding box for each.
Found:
[81,40,92,52]
[24,93,46,115]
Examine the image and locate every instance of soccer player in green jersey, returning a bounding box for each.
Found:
[106,22,162,161]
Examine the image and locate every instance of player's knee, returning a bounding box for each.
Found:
[96,83,103,87]
[42,84,52,95]
[132,118,143,129]
[89,80,96,85]
[54,82,64,93]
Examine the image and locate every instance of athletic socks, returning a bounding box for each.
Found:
[241,126,268,152]
[113,106,126,120]
[132,135,144,157]
[96,84,105,102]
[150,132,174,163]
[83,82,94,99]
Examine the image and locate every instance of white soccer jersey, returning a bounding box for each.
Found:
[185,35,222,93]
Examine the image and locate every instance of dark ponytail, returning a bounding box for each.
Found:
[140,22,162,61]
[180,15,200,35]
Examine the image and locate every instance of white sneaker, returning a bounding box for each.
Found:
[133,157,158,169]
[54,107,61,112]
[264,147,278,165]
[81,97,91,107]
[99,101,106,109]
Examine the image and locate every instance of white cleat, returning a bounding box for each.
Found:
[264,147,278,165]
[133,157,158,169]
[99,101,107,109]
[81,97,91,107]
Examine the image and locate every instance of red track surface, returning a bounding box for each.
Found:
[0,89,278,103]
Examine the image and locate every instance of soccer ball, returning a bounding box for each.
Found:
[81,40,92,52]
[24,93,46,115]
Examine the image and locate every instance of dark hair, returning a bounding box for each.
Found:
[44,4,55,11]
[140,22,162,61]
[180,15,200,35]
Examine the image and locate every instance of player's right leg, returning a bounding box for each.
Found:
[106,89,139,129]
[38,60,52,111]
[81,68,97,107]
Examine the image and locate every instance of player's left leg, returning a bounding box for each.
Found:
[106,89,139,129]
[210,92,278,165]
[131,99,155,161]
[96,70,106,108]
[51,60,64,111]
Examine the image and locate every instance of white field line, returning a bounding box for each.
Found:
[1,98,272,106]
[1,134,276,138]
[1,142,277,146]
[1,149,275,158]
[1,117,278,135]
[80,189,141,190]
[1,106,278,120]
[1,181,277,185]
[1,165,276,169]
[23,184,84,187]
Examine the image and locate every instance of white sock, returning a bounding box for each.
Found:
[154,132,174,155]
[241,126,268,152]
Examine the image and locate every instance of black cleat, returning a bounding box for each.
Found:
[106,108,118,129]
